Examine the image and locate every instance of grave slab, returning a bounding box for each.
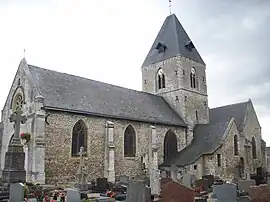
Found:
[212,183,237,202]
[126,180,150,202]
[66,188,80,202]
[9,183,25,202]
[161,180,195,202]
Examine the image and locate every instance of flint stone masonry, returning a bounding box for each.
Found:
[44,111,186,184]
[0,14,265,186]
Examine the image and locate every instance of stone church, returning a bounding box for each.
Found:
[0,14,267,184]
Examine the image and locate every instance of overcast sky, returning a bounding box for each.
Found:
[0,0,269,145]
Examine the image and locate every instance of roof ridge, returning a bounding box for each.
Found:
[210,100,249,110]
[28,64,161,98]
[172,14,181,56]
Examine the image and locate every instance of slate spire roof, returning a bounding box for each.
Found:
[142,14,205,66]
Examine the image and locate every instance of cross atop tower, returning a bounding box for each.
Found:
[169,0,172,15]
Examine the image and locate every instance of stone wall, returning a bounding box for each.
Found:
[141,55,209,144]
[44,110,186,184]
[185,119,241,181]
[0,59,39,174]
[242,101,263,173]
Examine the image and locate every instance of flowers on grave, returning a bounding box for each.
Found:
[20,132,31,144]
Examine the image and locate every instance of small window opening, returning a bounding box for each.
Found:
[217,154,221,167]
[157,69,165,89]
[190,67,197,89]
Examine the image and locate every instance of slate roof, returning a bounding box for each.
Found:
[209,101,249,131]
[142,14,205,66]
[160,101,250,167]
[160,121,230,167]
[28,65,186,126]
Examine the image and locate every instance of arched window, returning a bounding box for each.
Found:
[234,135,238,156]
[252,137,257,159]
[164,130,178,162]
[190,67,197,88]
[157,69,165,90]
[124,124,136,157]
[12,93,24,112]
[71,120,87,156]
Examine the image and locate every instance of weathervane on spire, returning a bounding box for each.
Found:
[23,49,26,59]
[169,0,172,15]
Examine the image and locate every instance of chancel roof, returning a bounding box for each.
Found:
[28,65,186,126]
[160,101,250,167]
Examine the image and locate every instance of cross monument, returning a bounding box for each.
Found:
[76,146,87,186]
[2,105,27,183]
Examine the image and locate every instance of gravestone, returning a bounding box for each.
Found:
[126,180,150,202]
[66,188,80,202]
[191,175,196,187]
[95,196,114,201]
[238,179,256,193]
[119,175,129,185]
[9,182,25,202]
[212,183,237,202]
[202,175,214,187]
[160,171,168,179]
[2,107,27,183]
[96,178,108,192]
[248,184,270,201]
[238,196,251,202]
[161,180,195,202]
[195,178,208,191]
[28,198,38,202]
[182,173,191,188]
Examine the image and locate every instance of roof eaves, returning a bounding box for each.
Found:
[43,106,187,127]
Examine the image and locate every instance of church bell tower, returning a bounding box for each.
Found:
[141,14,209,128]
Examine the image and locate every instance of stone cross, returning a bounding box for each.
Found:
[9,107,27,145]
[78,146,85,173]
[76,146,87,185]
[148,126,160,195]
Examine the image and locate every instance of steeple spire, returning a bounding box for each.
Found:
[142,14,205,67]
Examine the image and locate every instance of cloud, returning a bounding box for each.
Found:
[170,0,270,142]
[0,0,269,144]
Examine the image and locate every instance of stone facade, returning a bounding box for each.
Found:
[0,59,45,183]
[0,14,266,185]
[183,102,263,181]
[266,147,270,172]
[142,56,209,145]
[44,110,186,184]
